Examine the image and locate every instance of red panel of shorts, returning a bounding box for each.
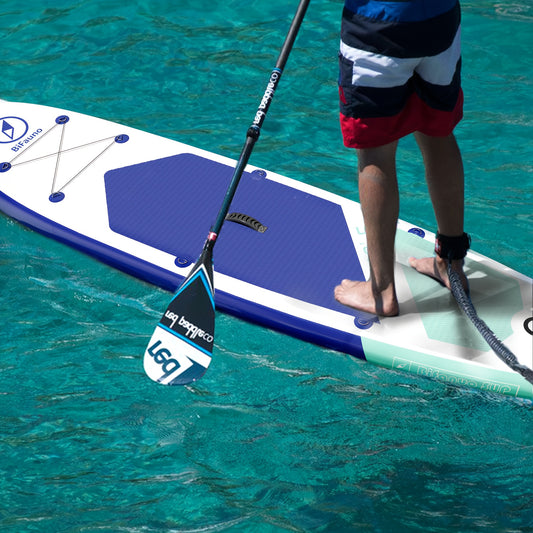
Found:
[340,89,464,149]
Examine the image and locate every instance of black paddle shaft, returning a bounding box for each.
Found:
[145,1,310,386]
[206,0,310,244]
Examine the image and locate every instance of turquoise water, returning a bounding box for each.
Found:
[1,1,532,531]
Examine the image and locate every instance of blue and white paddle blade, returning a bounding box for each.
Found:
[144,262,215,385]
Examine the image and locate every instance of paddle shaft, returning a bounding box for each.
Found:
[144,0,310,386]
[207,0,310,245]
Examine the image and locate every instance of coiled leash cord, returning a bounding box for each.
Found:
[437,233,533,385]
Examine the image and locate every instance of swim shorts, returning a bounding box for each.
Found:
[339,0,463,149]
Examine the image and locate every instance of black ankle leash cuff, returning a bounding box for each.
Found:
[435,232,471,260]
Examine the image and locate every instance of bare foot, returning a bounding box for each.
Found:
[409,256,468,292]
[334,279,399,316]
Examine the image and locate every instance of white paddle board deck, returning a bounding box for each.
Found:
[1,101,532,399]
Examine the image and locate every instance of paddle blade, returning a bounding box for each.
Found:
[144,256,215,385]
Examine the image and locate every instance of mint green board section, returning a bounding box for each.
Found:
[362,229,533,399]
[397,230,522,350]
[364,338,533,399]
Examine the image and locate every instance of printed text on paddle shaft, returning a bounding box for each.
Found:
[253,70,280,126]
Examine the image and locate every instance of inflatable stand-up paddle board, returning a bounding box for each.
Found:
[0,100,532,398]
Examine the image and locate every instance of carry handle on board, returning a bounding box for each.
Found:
[143,0,311,385]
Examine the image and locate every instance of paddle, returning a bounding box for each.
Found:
[143,0,311,385]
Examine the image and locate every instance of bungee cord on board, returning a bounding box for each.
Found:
[1,115,127,198]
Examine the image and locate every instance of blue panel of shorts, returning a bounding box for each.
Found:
[344,0,458,23]
[341,2,461,58]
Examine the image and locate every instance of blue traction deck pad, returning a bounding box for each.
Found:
[104,153,365,315]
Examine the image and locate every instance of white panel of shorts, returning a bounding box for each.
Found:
[339,26,461,88]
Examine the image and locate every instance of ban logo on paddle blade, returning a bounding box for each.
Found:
[144,262,215,385]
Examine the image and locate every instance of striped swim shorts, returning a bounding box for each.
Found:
[339,0,463,149]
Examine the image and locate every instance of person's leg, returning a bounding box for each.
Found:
[409,132,467,288]
[334,141,400,316]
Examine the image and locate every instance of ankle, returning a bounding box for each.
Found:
[435,256,463,271]
[371,279,395,297]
